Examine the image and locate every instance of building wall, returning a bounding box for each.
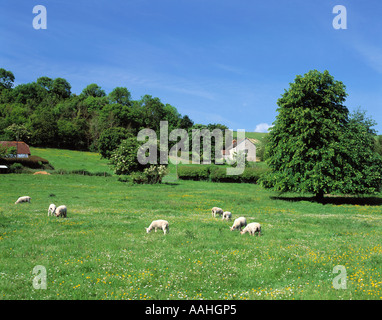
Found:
[223,139,257,162]
[236,139,257,162]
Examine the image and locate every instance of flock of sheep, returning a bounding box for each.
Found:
[15,196,67,218]
[145,207,262,237]
[15,196,261,237]
[212,206,261,236]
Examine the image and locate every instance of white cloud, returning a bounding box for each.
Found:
[254,123,272,133]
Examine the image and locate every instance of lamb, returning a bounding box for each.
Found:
[230,217,247,231]
[15,196,31,204]
[48,204,56,216]
[54,205,67,218]
[222,211,232,221]
[240,222,261,236]
[211,207,224,217]
[145,219,169,235]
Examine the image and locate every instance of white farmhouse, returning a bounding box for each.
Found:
[222,138,257,162]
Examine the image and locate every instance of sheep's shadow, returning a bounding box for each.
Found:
[271,195,382,206]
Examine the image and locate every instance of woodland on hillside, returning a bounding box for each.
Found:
[0,67,227,155]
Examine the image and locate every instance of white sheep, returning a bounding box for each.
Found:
[15,196,31,204]
[230,217,247,231]
[211,207,224,217]
[145,219,169,235]
[240,222,261,236]
[222,211,232,220]
[55,205,67,218]
[48,203,56,216]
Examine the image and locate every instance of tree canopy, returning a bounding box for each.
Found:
[0,67,214,156]
[0,68,15,91]
[262,70,382,199]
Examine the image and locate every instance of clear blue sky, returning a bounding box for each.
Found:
[1,0,381,133]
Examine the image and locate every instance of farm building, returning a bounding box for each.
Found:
[222,138,257,162]
[0,141,31,159]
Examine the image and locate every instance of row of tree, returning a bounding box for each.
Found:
[0,67,204,152]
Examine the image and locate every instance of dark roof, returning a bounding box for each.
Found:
[0,141,31,155]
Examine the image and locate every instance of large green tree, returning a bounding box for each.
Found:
[262,70,382,200]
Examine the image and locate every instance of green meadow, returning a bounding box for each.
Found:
[30,147,113,174]
[1,148,382,300]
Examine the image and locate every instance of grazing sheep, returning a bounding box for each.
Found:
[230,217,247,231]
[240,222,261,236]
[211,207,224,217]
[222,211,232,221]
[55,205,67,218]
[15,196,31,204]
[145,219,169,235]
[48,204,56,216]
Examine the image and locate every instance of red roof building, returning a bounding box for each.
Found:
[0,141,31,158]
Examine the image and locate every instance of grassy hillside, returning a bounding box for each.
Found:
[233,131,269,143]
[1,148,382,300]
[30,147,113,174]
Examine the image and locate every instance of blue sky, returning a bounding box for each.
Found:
[1,0,381,133]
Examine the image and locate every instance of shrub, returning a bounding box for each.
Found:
[93,171,112,177]
[143,165,169,184]
[177,164,269,183]
[55,169,68,175]
[210,167,240,183]
[52,169,111,177]
[177,165,211,181]
[117,176,130,183]
[129,171,148,184]
[9,163,24,173]
[1,155,50,169]
[118,165,169,184]
[109,137,147,175]
[239,167,269,183]
[70,169,92,176]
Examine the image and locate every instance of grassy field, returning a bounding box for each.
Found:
[1,148,382,300]
[233,131,268,142]
[30,147,113,174]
